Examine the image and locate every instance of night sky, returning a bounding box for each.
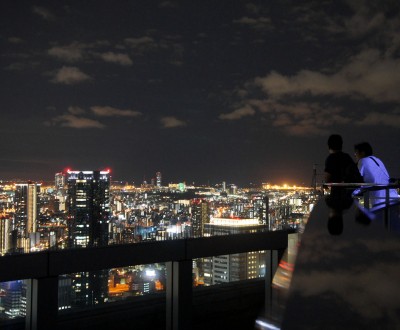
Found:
[1,0,400,186]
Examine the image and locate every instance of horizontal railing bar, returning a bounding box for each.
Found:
[48,239,186,275]
[0,231,292,282]
[186,231,291,259]
[0,253,49,282]
[322,183,400,190]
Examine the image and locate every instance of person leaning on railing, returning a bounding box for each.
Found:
[354,142,398,207]
[324,134,363,200]
[324,135,362,183]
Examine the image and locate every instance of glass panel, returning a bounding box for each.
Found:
[58,263,167,312]
[0,280,27,327]
[195,250,267,287]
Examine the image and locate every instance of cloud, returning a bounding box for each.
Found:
[357,111,400,128]
[124,37,156,49]
[8,37,24,44]
[124,35,184,65]
[160,116,187,128]
[229,2,400,135]
[51,66,91,85]
[99,52,133,66]
[48,43,85,62]
[254,49,400,103]
[91,106,141,117]
[45,106,104,128]
[46,105,143,128]
[67,106,86,115]
[47,114,105,129]
[219,105,256,120]
[233,16,273,30]
[5,63,26,71]
[32,6,56,21]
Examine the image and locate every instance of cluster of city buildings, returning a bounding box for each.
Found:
[0,169,318,320]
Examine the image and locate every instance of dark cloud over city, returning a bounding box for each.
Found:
[1,0,400,185]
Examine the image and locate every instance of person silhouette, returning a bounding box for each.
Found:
[354,142,398,207]
[324,134,362,200]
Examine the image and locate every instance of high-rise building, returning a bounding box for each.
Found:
[0,216,11,255]
[190,199,210,237]
[66,170,111,308]
[0,280,29,318]
[252,196,269,226]
[156,171,162,188]
[203,218,267,286]
[66,170,110,248]
[55,172,66,192]
[14,182,40,252]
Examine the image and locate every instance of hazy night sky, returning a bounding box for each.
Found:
[1,0,400,186]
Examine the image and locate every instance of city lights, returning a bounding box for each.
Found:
[0,169,319,319]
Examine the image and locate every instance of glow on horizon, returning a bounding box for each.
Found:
[262,183,312,190]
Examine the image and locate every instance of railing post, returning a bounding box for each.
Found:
[364,190,370,209]
[385,187,390,229]
[166,260,193,330]
[264,249,278,318]
[26,276,58,330]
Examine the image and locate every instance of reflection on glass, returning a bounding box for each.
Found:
[0,280,27,321]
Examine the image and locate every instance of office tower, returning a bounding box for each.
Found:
[66,170,110,248]
[0,216,11,255]
[14,183,40,252]
[58,275,72,311]
[66,170,110,308]
[203,218,267,286]
[0,280,24,318]
[253,196,269,226]
[190,199,210,237]
[229,184,237,195]
[222,181,226,192]
[156,172,162,188]
[55,172,66,192]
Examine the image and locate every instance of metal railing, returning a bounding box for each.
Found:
[322,182,400,227]
[0,230,291,330]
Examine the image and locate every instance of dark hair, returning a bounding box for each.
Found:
[328,134,343,151]
[354,142,373,156]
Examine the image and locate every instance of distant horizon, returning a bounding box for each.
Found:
[0,171,313,188]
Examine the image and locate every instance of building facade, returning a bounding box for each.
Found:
[66,170,111,307]
[13,182,40,253]
[67,170,110,248]
[203,218,267,286]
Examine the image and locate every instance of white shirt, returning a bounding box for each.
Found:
[358,156,398,206]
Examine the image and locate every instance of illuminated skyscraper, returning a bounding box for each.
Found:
[190,199,210,237]
[0,280,25,318]
[156,171,162,188]
[66,170,110,248]
[66,170,110,308]
[203,218,267,285]
[252,196,269,226]
[55,172,66,192]
[13,182,40,252]
[0,217,11,255]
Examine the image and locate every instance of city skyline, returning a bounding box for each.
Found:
[1,1,400,186]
